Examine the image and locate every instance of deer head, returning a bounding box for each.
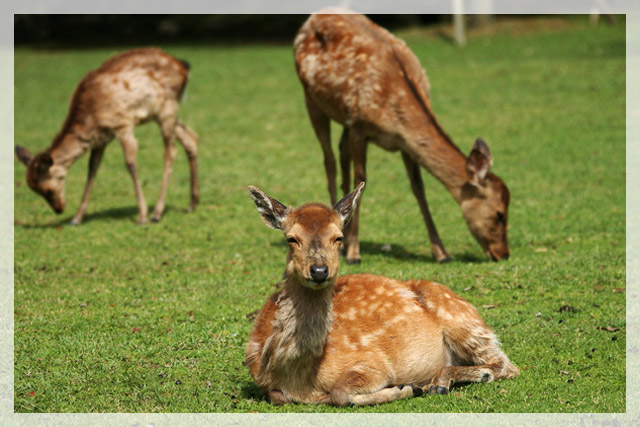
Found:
[460,138,510,261]
[248,182,365,289]
[15,146,67,214]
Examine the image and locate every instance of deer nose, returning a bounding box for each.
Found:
[309,265,329,283]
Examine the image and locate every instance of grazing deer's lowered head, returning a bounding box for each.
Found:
[15,147,67,213]
[460,138,510,261]
[245,182,518,406]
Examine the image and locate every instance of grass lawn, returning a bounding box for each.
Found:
[13,16,625,413]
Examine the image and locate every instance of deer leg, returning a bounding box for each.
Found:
[304,93,337,205]
[401,152,451,263]
[151,116,179,222]
[345,127,367,264]
[118,128,148,224]
[338,127,351,197]
[424,289,519,394]
[70,146,106,225]
[267,389,292,405]
[338,127,352,257]
[329,367,421,407]
[175,119,199,212]
[426,358,520,395]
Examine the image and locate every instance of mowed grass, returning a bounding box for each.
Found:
[14,17,625,413]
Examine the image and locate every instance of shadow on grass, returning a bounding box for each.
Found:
[17,205,183,228]
[269,239,488,264]
[240,381,269,404]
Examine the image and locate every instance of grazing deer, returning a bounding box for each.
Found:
[15,47,199,225]
[294,10,510,263]
[246,182,519,406]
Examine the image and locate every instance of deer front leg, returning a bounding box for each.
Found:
[304,93,337,205]
[151,115,179,222]
[175,120,199,212]
[344,127,367,264]
[118,128,148,224]
[426,359,520,395]
[70,146,105,225]
[401,152,451,263]
[329,367,422,406]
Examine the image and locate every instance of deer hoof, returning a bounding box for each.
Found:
[428,385,449,395]
[346,258,361,265]
[438,256,452,264]
[69,219,80,226]
[151,216,161,223]
[402,383,423,397]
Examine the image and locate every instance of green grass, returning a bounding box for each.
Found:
[14,17,625,413]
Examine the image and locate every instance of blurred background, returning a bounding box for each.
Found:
[14,14,568,46]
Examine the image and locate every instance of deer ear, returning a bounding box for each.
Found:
[248,186,288,230]
[334,181,365,227]
[466,138,493,186]
[15,145,33,166]
[36,152,54,174]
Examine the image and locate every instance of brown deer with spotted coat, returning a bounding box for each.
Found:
[294,10,510,264]
[246,182,519,406]
[15,47,199,225]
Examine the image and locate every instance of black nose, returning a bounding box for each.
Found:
[309,265,329,283]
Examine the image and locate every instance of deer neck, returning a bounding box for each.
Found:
[272,274,334,361]
[404,117,470,204]
[48,132,90,170]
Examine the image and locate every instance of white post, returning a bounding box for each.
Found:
[452,0,466,46]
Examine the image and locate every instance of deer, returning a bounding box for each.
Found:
[294,10,510,264]
[15,47,199,225]
[245,182,519,406]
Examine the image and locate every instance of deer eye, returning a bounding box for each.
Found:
[496,211,505,223]
[287,237,299,245]
[334,236,343,244]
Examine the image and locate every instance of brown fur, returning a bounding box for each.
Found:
[15,47,199,225]
[246,183,518,406]
[294,10,510,263]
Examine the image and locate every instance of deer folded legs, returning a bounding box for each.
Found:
[426,359,519,395]
[329,367,422,407]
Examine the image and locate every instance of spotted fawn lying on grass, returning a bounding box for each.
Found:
[15,47,199,225]
[245,182,519,406]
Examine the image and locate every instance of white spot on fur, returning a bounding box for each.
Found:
[396,287,418,301]
[436,307,453,320]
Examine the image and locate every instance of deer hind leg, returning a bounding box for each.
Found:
[339,127,351,197]
[338,127,351,257]
[427,302,519,393]
[304,93,337,205]
[344,126,367,264]
[175,119,199,212]
[401,152,451,263]
[329,366,422,407]
[151,113,179,222]
[118,128,148,224]
[70,146,105,225]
